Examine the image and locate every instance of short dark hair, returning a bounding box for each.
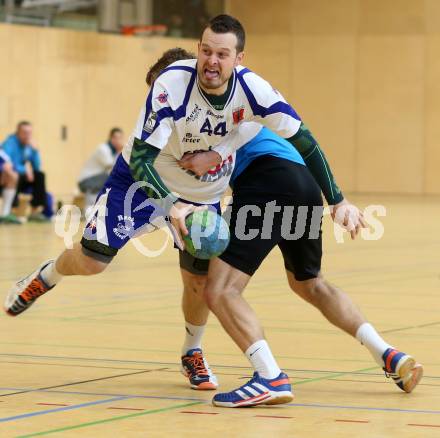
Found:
[206,14,245,53]
[16,120,31,131]
[109,127,122,138]
[146,47,196,86]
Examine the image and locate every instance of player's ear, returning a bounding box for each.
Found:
[235,51,244,66]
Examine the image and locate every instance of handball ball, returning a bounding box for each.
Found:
[183,209,230,260]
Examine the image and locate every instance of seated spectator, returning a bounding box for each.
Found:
[1,121,48,222]
[0,149,20,224]
[78,127,124,214]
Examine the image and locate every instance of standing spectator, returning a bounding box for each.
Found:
[0,149,20,224]
[78,128,124,214]
[1,121,48,222]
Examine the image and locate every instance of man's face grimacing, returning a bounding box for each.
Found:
[197,27,244,94]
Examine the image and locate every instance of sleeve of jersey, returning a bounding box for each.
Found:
[129,138,178,212]
[134,78,174,150]
[240,72,301,138]
[287,122,344,205]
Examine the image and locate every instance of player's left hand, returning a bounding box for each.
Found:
[331,198,368,240]
[178,150,222,176]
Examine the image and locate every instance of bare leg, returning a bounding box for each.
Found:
[180,269,209,326]
[204,257,261,352]
[286,271,365,337]
[55,243,108,276]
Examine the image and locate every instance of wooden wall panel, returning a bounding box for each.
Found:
[424,35,440,193]
[290,36,357,191]
[290,0,360,35]
[240,35,291,98]
[359,0,425,34]
[0,24,198,198]
[357,36,424,193]
[2,0,438,196]
[226,0,292,35]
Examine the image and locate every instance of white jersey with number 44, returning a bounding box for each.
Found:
[122,59,301,204]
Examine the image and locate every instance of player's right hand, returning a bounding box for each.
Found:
[169,201,207,250]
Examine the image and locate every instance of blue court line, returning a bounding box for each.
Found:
[0,396,133,423]
[0,387,203,402]
[0,386,439,416]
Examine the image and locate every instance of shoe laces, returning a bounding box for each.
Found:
[186,352,209,376]
[20,278,47,302]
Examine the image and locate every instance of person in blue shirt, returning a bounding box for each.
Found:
[1,121,48,222]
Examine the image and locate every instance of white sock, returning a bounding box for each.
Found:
[356,322,392,367]
[1,188,16,217]
[40,260,63,287]
[245,340,281,379]
[181,322,205,355]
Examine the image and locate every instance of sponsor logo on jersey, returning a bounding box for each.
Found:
[156,91,168,103]
[232,106,245,124]
[182,133,201,143]
[143,111,157,133]
[206,109,224,119]
[113,215,135,240]
[186,104,202,123]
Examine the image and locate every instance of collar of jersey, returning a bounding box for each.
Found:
[196,68,237,111]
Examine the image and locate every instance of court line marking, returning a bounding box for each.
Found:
[0,340,378,364]
[294,366,379,385]
[286,403,440,415]
[335,419,369,423]
[36,403,69,407]
[0,387,204,402]
[16,401,203,437]
[0,396,132,423]
[3,352,439,380]
[407,423,440,428]
[1,386,439,416]
[0,368,167,398]
[255,415,293,419]
[180,411,219,415]
[381,320,440,334]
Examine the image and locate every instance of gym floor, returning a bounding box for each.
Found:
[0,195,439,437]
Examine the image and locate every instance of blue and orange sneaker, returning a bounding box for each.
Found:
[4,260,54,316]
[181,349,218,390]
[212,371,293,408]
[382,347,423,393]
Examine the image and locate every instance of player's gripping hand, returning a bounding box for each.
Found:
[178,150,222,177]
[169,201,208,250]
[331,199,368,240]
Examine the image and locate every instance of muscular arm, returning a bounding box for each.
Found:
[129,137,177,211]
[287,122,343,205]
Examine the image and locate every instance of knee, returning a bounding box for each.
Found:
[78,253,109,275]
[183,273,207,296]
[289,276,328,306]
[4,165,18,183]
[203,280,238,312]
